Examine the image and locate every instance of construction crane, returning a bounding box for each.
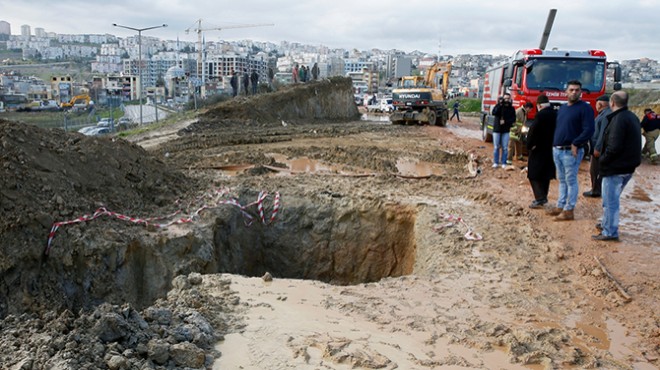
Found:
[184,19,274,88]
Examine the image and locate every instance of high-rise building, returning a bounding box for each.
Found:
[0,21,10,36]
[20,24,31,37]
[34,28,46,38]
[387,55,412,79]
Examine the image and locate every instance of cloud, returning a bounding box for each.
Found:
[1,0,658,61]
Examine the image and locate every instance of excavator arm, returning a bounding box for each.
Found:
[60,94,91,109]
[424,62,452,98]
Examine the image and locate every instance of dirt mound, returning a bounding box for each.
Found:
[0,273,239,369]
[0,119,196,316]
[188,77,360,132]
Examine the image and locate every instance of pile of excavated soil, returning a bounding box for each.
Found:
[188,77,360,132]
[0,119,197,317]
[0,273,239,369]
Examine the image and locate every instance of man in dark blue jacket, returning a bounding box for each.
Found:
[450,101,461,122]
[593,91,642,241]
[547,80,595,221]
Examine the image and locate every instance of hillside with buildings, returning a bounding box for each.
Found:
[1,19,659,112]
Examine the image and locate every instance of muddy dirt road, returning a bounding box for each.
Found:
[0,78,657,369]
[149,111,659,369]
[135,100,660,369]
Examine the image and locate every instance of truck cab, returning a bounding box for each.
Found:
[480,49,621,142]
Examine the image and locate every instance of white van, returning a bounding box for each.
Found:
[379,98,394,113]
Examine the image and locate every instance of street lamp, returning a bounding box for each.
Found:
[112,23,167,126]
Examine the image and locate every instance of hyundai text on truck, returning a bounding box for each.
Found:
[390,62,452,126]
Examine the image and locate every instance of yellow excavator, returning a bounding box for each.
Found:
[60,94,92,111]
[390,61,452,126]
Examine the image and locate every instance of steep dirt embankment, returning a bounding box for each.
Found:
[0,120,197,317]
[192,77,360,130]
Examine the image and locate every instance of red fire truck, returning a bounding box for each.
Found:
[480,48,622,142]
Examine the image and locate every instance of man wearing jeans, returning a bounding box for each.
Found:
[547,80,595,221]
[491,93,516,168]
[593,91,641,241]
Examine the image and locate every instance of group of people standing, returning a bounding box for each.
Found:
[493,80,646,242]
[491,97,534,167]
[228,62,323,96]
[292,63,320,84]
[229,69,261,97]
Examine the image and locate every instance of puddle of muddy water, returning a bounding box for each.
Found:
[215,275,536,370]
[447,124,483,140]
[361,113,391,123]
[619,176,660,250]
[531,306,647,366]
[396,158,445,177]
[265,153,372,176]
[259,154,446,178]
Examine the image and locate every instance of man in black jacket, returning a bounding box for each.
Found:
[593,91,641,241]
[242,71,250,96]
[641,108,660,163]
[250,70,259,95]
[491,93,516,168]
[526,94,556,208]
[230,70,238,97]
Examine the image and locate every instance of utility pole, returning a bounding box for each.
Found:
[154,89,159,124]
[113,23,167,126]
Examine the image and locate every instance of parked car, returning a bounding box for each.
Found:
[116,117,134,130]
[97,118,113,127]
[379,98,394,113]
[83,127,111,136]
[77,126,97,135]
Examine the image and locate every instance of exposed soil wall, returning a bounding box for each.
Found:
[213,195,416,284]
[194,77,360,129]
[0,120,196,317]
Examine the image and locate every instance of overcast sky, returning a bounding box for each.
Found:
[2,0,659,61]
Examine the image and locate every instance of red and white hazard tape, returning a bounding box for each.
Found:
[45,190,281,255]
[433,213,483,241]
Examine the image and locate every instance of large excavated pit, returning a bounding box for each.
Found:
[3,194,416,317]
[212,195,416,285]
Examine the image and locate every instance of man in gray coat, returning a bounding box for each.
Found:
[584,94,611,198]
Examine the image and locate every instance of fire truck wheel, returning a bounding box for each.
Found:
[482,124,493,142]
